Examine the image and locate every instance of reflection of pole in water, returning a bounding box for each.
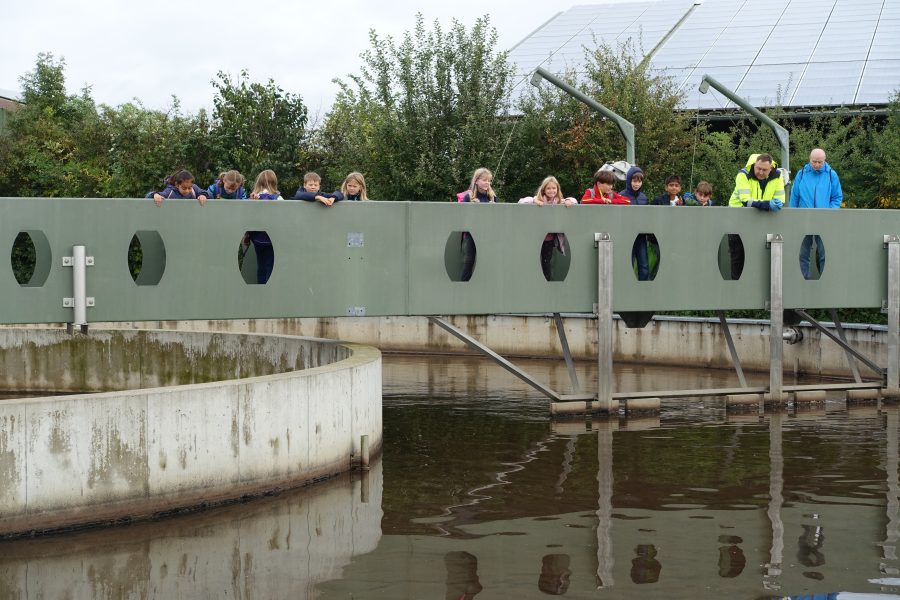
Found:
[882,406,900,573]
[764,413,784,591]
[596,421,615,588]
[555,436,577,494]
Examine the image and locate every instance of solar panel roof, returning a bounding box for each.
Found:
[508,0,900,110]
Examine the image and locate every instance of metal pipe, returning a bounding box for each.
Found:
[768,234,785,405]
[73,245,87,328]
[532,66,636,164]
[699,74,790,174]
[596,233,614,413]
[360,434,370,470]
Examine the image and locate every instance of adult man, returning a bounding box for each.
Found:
[727,153,785,278]
[789,148,843,279]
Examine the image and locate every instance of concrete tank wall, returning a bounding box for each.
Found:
[107,315,887,379]
[0,328,382,537]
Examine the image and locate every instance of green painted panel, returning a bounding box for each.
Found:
[0,197,894,324]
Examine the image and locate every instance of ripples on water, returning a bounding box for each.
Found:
[3,354,900,599]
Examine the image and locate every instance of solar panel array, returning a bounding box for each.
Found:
[508,0,900,110]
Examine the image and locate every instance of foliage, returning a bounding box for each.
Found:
[210,70,309,192]
[316,14,515,201]
[503,39,695,202]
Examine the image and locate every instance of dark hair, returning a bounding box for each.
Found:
[631,171,644,181]
[665,175,681,185]
[593,170,615,185]
[756,154,774,164]
[695,181,713,195]
[167,170,194,186]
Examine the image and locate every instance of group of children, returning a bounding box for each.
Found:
[147,169,369,206]
[459,166,716,281]
[147,169,370,285]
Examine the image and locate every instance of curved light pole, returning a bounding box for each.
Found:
[531,66,636,164]
[699,74,790,175]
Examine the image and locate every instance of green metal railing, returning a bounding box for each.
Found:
[0,197,893,324]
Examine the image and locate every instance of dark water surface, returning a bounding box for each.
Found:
[2,355,900,599]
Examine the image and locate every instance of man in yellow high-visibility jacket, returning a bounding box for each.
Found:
[726,153,785,278]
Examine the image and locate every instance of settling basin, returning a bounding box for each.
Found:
[1,353,898,599]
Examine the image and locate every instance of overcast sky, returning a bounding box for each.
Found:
[0,0,575,121]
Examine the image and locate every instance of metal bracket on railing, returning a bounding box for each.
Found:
[62,245,94,333]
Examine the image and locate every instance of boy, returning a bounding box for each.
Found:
[582,169,630,204]
[682,181,714,206]
[292,172,344,206]
[652,175,683,205]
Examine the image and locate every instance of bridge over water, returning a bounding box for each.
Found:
[2,197,898,411]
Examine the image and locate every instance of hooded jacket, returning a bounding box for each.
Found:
[789,162,842,209]
[620,167,649,205]
[728,153,784,211]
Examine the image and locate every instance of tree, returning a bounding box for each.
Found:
[210,70,308,191]
[317,14,515,201]
[504,39,695,202]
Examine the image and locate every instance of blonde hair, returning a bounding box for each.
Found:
[535,176,564,204]
[252,170,279,196]
[220,169,245,187]
[468,167,496,201]
[303,172,321,184]
[341,172,369,201]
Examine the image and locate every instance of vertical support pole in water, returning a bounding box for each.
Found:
[767,234,784,406]
[596,233,614,413]
[887,235,900,394]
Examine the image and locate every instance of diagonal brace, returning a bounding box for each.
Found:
[794,309,886,378]
[428,316,564,401]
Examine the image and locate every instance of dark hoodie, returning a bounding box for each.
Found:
[620,167,649,205]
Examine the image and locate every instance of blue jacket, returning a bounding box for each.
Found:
[207,180,247,199]
[145,183,206,199]
[292,187,344,202]
[620,167,649,205]
[789,162,842,208]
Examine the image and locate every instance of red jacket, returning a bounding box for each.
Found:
[581,185,630,204]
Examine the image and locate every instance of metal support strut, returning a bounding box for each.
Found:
[886,235,900,392]
[427,316,592,404]
[794,309,884,379]
[596,233,614,413]
[717,310,748,388]
[554,313,581,394]
[767,234,785,405]
[62,245,94,334]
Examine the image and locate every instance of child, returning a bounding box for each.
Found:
[341,172,369,201]
[460,167,498,203]
[652,175,683,205]
[620,166,654,281]
[292,172,344,205]
[243,170,281,284]
[582,169,630,204]
[518,175,577,206]
[620,167,648,205]
[682,180,715,206]
[458,167,497,281]
[519,176,576,280]
[207,170,247,199]
[147,170,208,206]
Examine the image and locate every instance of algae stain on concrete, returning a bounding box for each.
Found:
[0,415,22,500]
[269,437,280,456]
[87,417,149,493]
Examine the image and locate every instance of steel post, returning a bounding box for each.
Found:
[596,233,614,413]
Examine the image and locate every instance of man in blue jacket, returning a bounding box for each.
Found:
[789,148,843,279]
